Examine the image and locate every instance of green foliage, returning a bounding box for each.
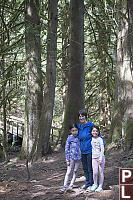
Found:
[0,0,25,115]
[0,0,120,149]
[84,0,117,128]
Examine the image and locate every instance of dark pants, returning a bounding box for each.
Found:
[81,153,93,187]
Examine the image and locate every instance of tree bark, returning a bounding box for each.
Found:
[22,0,43,157]
[61,1,70,121]
[34,0,58,157]
[0,5,8,162]
[1,58,8,162]
[111,0,133,149]
[61,0,85,147]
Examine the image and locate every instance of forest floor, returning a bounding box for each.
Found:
[0,146,133,200]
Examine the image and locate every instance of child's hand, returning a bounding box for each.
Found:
[99,160,102,165]
[66,162,70,166]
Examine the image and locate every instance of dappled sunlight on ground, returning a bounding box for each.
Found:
[0,148,133,199]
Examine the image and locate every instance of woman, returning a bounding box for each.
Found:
[78,109,105,191]
[78,109,94,191]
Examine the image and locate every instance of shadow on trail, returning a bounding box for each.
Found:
[0,147,131,200]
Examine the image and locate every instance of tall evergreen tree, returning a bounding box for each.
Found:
[61,0,70,120]
[33,0,58,158]
[0,0,24,161]
[111,0,133,149]
[22,0,43,157]
[61,0,85,146]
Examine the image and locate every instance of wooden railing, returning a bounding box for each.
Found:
[0,116,62,146]
[0,115,24,138]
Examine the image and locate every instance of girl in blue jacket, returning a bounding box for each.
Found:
[61,124,81,192]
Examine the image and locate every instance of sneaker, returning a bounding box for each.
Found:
[80,184,88,190]
[95,186,103,192]
[68,185,73,190]
[86,186,92,192]
[90,184,98,191]
[61,186,67,192]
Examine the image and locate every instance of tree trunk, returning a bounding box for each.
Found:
[61,0,85,147]
[61,1,70,121]
[2,58,8,162]
[22,0,43,157]
[33,0,58,157]
[0,5,8,162]
[111,0,133,149]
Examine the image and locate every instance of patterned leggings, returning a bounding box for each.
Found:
[92,157,105,187]
[63,160,80,188]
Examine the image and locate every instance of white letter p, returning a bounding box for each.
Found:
[122,170,131,182]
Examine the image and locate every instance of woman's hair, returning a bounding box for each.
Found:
[78,109,87,119]
[90,125,100,135]
[69,123,78,130]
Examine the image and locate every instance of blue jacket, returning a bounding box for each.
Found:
[78,121,106,154]
[65,134,81,162]
[78,121,94,154]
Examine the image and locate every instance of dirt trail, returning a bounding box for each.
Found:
[0,147,132,200]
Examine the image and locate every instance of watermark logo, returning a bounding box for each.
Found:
[119,168,133,199]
